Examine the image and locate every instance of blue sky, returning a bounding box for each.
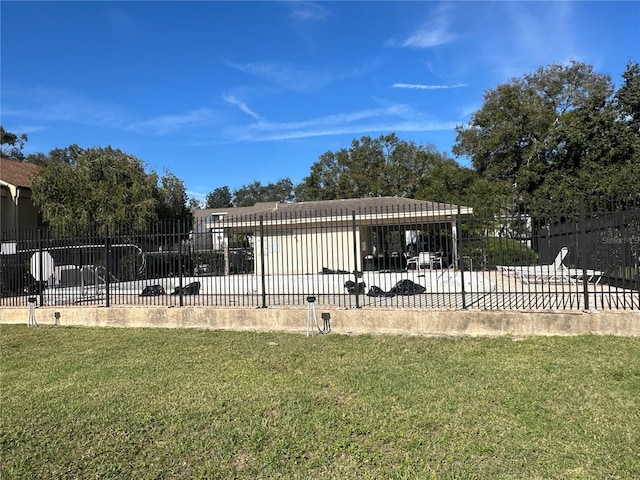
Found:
[2,1,638,202]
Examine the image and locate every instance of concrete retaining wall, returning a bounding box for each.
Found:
[1,305,639,337]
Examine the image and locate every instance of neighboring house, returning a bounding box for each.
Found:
[0,158,39,240]
[191,197,473,275]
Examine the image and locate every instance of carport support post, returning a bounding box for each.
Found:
[352,212,360,309]
[579,200,589,310]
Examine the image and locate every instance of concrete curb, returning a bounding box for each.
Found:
[1,306,639,337]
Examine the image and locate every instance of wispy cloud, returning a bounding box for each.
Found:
[228,61,333,93]
[288,1,329,22]
[485,2,578,81]
[2,85,215,136]
[392,83,467,90]
[2,86,132,128]
[392,4,456,49]
[223,103,457,142]
[222,94,262,120]
[128,109,214,135]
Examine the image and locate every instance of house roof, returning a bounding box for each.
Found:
[0,158,39,189]
[194,197,470,224]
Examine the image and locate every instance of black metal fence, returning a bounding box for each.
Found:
[1,199,638,310]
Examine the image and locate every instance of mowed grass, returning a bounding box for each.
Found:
[1,325,639,480]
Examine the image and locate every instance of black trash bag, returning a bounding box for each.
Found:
[344,280,366,295]
[387,279,426,296]
[172,281,201,295]
[321,267,349,274]
[140,284,165,296]
[367,285,387,297]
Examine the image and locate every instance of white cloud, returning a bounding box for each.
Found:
[403,28,454,49]
[396,4,456,49]
[223,103,457,142]
[222,94,262,120]
[228,61,333,93]
[288,1,329,22]
[128,109,215,135]
[483,2,579,82]
[392,83,467,90]
[2,86,132,128]
[3,85,215,136]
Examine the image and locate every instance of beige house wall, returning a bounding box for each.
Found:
[0,186,39,232]
[256,226,362,275]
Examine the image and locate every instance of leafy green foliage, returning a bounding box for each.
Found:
[454,61,640,211]
[461,237,538,269]
[0,126,28,159]
[31,146,157,231]
[156,170,192,222]
[30,146,189,232]
[296,133,455,201]
[205,186,233,208]
[233,178,295,207]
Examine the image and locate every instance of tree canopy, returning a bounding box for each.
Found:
[295,133,456,202]
[205,186,233,209]
[453,61,640,211]
[30,146,189,231]
[233,178,295,207]
[0,126,28,160]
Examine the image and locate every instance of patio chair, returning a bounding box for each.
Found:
[497,246,568,284]
[407,251,444,274]
[560,265,604,285]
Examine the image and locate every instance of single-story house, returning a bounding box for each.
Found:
[1,158,39,244]
[190,197,473,275]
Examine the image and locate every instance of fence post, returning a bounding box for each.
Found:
[37,228,44,306]
[457,205,467,310]
[177,221,184,307]
[104,225,110,307]
[579,200,590,310]
[352,211,360,309]
[259,216,267,308]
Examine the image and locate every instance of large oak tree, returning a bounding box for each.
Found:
[453,61,640,213]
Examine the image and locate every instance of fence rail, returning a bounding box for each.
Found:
[2,199,638,311]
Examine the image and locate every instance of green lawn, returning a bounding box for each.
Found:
[1,325,639,479]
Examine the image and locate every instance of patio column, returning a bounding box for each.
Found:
[223,232,230,276]
[451,219,458,268]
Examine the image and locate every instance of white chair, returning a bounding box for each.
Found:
[498,247,568,284]
[413,251,443,274]
[560,265,604,285]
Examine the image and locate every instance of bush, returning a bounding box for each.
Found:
[461,237,538,270]
[0,257,30,296]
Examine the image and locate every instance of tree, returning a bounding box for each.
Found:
[156,170,192,223]
[205,186,233,208]
[233,178,295,207]
[453,61,640,210]
[188,197,203,210]
[296,133,453,201]
[415,159,477,205]
[0,126,28,159]
[31,146,184,231]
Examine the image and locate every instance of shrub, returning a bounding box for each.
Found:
[461,237,538,270]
